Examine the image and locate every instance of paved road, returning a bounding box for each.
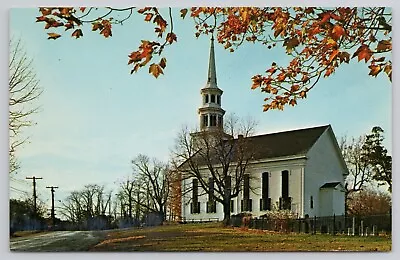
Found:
[10,230,108,252]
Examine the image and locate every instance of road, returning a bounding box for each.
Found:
[10,230,108,252]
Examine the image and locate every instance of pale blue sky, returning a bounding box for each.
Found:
[9,7,392,206]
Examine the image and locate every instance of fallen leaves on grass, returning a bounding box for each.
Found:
[93,235,145,247]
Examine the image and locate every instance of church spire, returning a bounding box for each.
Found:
[197,35,225,132]
[207,34,217,87]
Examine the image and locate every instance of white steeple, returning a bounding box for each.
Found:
[198,35,225,132]
[206,34,217,88]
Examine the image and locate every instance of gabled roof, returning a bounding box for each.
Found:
[249,125,330,160]
[179,125,330,169]
[320,182,341,189]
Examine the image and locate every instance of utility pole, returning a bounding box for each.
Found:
[46,186,58,227]
[25,176,43,217]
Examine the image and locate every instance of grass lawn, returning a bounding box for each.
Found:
[90,222,391,252]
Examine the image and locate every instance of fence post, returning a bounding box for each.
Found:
[352,217,355,236]
[313,216,317,235]
[360,220,364,236]
[372,225,377,236]
[333,214,336,235]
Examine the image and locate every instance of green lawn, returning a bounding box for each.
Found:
[90,222,391,252]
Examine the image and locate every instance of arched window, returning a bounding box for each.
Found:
[205,94,209,103]
[217,95,221,105]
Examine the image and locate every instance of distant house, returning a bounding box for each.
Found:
[173,37,348,222]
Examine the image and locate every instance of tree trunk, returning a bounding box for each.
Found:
[222,199,231,226]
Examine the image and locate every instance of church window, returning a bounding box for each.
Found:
[205,94,209,103]
[281,170,289,198]
[217,95,221,105]
[191,178,200,214]
[310,196,314,209]
[211,94,216,103]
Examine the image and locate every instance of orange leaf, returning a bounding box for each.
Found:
[145,13,153,22]
[251,75,263,89]
[384,64,392,81]
[289,99,297,106]
[329,49,339,63]
[79,7,86,12]
[266,67,277,74]
[357,48,372,63]
[39,7,52,16]
[180,9,188,19]
[92,22,103,31]
[47,32,61,40]
[377,40,391,52]
[64,23,74,31]
[166,32,177,44]
[277,72,286,82]
[368,65,382,77]
[149,63,163,78]
[331,25,345,40]
[290,85,300,92]
[299,91,307,98]
[71,29,83,38]
[100,27,112,38]
[353,45,372,63]
[284,37,299,53]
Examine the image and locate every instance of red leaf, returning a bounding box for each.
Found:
[145,13,154,22]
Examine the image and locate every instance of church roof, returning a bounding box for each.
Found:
[179,125,331,169]
[248,124,330,160]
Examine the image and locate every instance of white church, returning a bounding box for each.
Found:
[178,37,348,221]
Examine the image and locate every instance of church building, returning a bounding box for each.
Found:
[177,36,348,221]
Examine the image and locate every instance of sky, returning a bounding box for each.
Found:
[8,7,392,211]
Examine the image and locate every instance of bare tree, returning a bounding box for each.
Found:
[118,177,136,221]
[9,38,42,174]
[340,135,373,215]
[173,114,258,225]
[60,184,112,227]
[340,136,373,194]
[131,154,171,220]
